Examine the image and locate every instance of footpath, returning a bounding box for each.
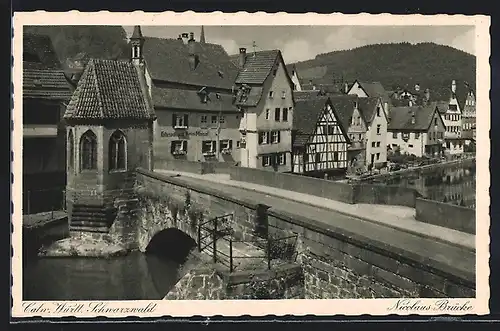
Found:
[155,170,475,252]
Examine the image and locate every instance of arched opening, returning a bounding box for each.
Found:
[68,130,74,170]
[108,130,127,171]
[80,130,97,171]
[145,228,196,263]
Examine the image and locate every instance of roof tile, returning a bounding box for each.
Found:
[388,106,437,131]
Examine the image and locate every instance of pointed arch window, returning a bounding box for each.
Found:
[68,130,74,170]
[109,131,127,171]
[80,130,97,171]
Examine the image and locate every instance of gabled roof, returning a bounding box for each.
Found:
[23,69,73,100]
[231,50,292,86]
[429,101,450,114]
[23,33,62,70]
[357,97,383,125]
[388,106,441,131]
[64,59,154,121]
[293,90,324,101]
[292,96,350,148]
[151,86,238,113]
[142,37,239,90]
[328,95,359,131]
[351,80,390,103]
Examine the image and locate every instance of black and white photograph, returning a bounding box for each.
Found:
[12,12,490,317]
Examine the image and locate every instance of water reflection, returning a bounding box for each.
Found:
[23,252,183,301]
[372,163,476,209]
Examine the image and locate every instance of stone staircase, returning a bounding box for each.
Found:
[69,204,117,233]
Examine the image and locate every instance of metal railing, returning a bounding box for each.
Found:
[197,213,299,273]
[23,187,66,215]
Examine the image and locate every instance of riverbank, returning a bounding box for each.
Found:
[356,156,476,182]
[39,234,129,258]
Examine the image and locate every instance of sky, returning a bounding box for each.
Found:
[123,25,475,64]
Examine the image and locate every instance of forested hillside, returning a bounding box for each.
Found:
[23,25,129,68]
[292,42,476,100]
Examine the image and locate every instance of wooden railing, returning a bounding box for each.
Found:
[197,213,299,273]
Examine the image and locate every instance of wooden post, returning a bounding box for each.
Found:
[213,218,217,263]
[229,237,233,272]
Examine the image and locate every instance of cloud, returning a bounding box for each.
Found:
[280,39,316,63]
[451,29,476,55]
[210,38,239,56]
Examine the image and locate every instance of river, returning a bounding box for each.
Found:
[370,162,476,209]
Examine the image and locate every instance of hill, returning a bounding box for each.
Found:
[23,25,129,68]
[291,42,476,101]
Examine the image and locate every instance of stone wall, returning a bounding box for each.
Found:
[267,209,475,299]
[352,183,419,208]
[165,262,304,300]
[415,198,476,235]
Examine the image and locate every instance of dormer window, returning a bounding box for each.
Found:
[269,91,274,98]
[282,91,286,99]
[173,114,188,129]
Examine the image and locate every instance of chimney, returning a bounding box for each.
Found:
[239,48,247,68]
[177,34,182,41]
[415,83,420,92]
[451,79,457,94]
[181,33,189,44]
[408,100,413,107]
[344,82,349,94]
[188,33,199,70]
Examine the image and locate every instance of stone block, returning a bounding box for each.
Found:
[371,265,420,295]
[444,281,475,298]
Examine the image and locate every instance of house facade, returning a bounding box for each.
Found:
[130,26,242,164]
[232,48,294,172]
[460,85,476,145]
[291,97,349,176]
[286,64,302,91]
[347,80,391,116]
[22,33,74,214]
[387,106,445,157]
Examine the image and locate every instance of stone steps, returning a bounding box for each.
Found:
[69,204,116,233]
[69,225,110,233]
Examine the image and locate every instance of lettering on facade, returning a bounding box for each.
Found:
[160,130,210,138]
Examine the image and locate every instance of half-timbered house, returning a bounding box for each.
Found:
[292,97,350,177]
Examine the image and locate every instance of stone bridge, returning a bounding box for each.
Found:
[103,168,475,300]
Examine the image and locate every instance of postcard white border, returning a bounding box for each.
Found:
[11,11,491,318]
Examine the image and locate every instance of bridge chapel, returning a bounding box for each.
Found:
[63,58,156,233]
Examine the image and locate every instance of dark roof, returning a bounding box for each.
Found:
[142,37,238,90]
[152,86,238,112]
[328,95,359,131]
[292,97,350,148]
[388,106,439,131]
[357,97,381,125]
[64,59,154,121]
[131,26,143,39]
[23,33,62,69]
[353,81,389,102]
[293,90,324,101]
[23,69,73,100]
[429,101,450,114]
[234,86,264,107]
[232,50,282,85]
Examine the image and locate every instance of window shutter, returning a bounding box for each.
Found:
[172,114,177,127]
[170,141,176,154]
[283,153,286,165]
[261,156,266,167]
[258,133,263,144]
[229,140,233,149]
[277,131,281,143]
[183,141,188,151]
[266,132,270,144]
[184,114,189,127]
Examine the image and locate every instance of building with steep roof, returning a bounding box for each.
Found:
[22,32,74,214]
[131,26,242,163]
[63,58,156,232]
[291,97,349,176]
[387,106,445,157]
[347,80,391,109]
[231,48,295,172]
[286,64,302,91]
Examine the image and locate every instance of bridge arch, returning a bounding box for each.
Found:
[145,228,197,264]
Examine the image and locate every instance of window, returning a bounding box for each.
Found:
[258,131,270,145]
[271,131,281,144]
[211,115,218,125]
[415,132,420,139]
[333,152,339,161]
[236,140,241,148]
[282,91,286,99]
[449,104,458,111]
[392,132,398,139]
[327,126,335,135]
[402,132,409,140]
[376,107,381,117]
[68,130,74,170]
[171,140,188,155]
[200,115,208,127]
[434,118,437,126]
[80,130,97,171]
[408,144,414,148]
[376,153,380,160]
[275,108,280,121]
[282,108,288,122]
[109,131,127,171]
[376,124,381,135]
[371,142,376,148]
[219,116,225,124]
[173,114,189,128]
[278,153,286,165]
[202,140,216,155]
[269,91,274,98]
[376,142,381,147]
[220,140,233,154]
[262,155,272,167]
[265,109,270,120]
[314,153,321,164]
